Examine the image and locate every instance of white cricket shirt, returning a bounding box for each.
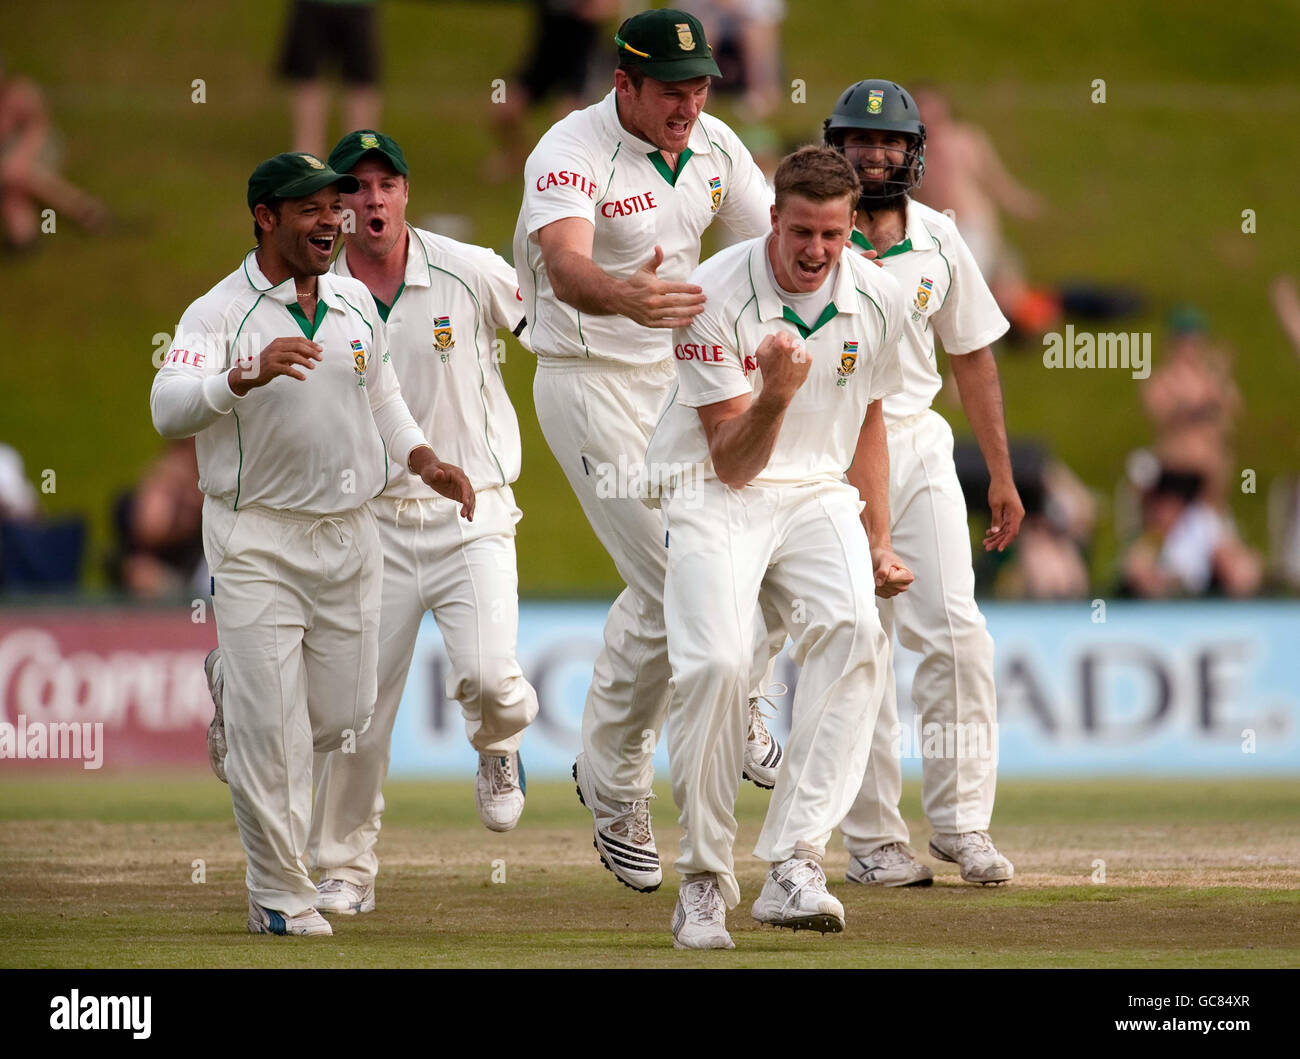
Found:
[514,89,773,366]
[151,250,428,515]
[645,234,905,492]
[849,199,1008,424]
[334,226,527,497]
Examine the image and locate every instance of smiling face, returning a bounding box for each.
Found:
[767,192,855,293]
[341,158,409,260]
[839,128,912,197]
[256,185,344,277]
[615,71,711,154]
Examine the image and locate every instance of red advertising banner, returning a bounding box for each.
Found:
[0,608,212,770]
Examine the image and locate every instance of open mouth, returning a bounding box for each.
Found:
[860,165,888,181]
[796,260,826,281]
[367,217,386,236]
[307,233,336,256]
[666,119,690,138]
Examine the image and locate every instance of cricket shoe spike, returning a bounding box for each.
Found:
[247,897,333,936]
[475,750,526,832]
[742,686,786,790]
[573,752,661,892]
[203,647,228,784]
[314,878,376,916]
[929,830,1014,885]
[845,842,934,887]
[672,877,735,950]
[752,858,845,933]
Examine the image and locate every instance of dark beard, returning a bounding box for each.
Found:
[858,188,909,215]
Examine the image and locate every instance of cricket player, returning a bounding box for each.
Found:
[152,152,473,936]
[645,147,910,948]
[514,7,783,892]
[824,80,1022,886]
[305,130,540,916]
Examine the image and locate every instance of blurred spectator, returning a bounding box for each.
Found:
[0,443,37,521]
[0,56,110,250]
[1139,307,1241,509]
[1268,476,1300,592]
[483,0,618,183]
[1269,273,1300,361]
[911,84,1055,336]
[693,0,786,122]
[277,0,382,158]
[107,439,206,600]
[957,439,1094,598]
[1120,469,1262,598]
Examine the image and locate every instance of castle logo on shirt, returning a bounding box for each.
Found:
[709,176,722,212]
[434,315,455,361]
[837,341,858,387]
[912,276,934,321]
[351,339,368,386]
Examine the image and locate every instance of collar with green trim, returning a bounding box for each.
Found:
[242,249,345,312]
[749,234,861,326]
[850,197,930,257]
[333,223,431,291]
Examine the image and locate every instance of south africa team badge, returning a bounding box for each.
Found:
[708,176,722,212]
[867,89,884,114]
[434,315,455,361]
[837,341,858,387]
[912,276,934,320]
[351,338,368,386]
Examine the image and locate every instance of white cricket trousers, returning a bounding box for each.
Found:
[308,486,538,885]
[534,358,780,802]
[203,496,381,916]
[839,410,999,855]
[664,480,890,908]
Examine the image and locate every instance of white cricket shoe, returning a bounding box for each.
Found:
[742,695,784,790]
[246,897,333,936]
[846,842,935,887]
[203,648,227,784]
[573,752,661,893]
[314,878,376,916]
[751,858,845,933]
[475,751,526,832]
[672,877,735,950]
[929,830,1015,884]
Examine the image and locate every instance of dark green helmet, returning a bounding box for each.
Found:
[823,79,926,203]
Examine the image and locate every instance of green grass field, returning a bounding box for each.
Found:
[2,774,1297,968]
[4,0,1299,594]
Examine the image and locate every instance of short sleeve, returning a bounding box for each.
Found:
[671,294,751,410]
[866,272,906,403]
[521,128,601,236]
[468,245,527,335]
[713,134,774,241]
[931,224,1010,355]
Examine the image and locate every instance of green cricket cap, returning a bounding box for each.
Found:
[614,9,720,81]
[327,129,410,178]
[246,152,359,213]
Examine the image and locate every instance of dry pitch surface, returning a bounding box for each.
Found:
[1,775,1297,968]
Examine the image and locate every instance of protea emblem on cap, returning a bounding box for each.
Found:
[360,133,380,149]
[301,154,327,169]
[867,89,884,114]
[676,23,695,50]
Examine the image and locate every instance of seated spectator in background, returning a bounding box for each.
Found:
[277,0,383,157]
[0,442,37,521]
[693,0,785,122]
[1140,307,1241,510]
[956,438,1094,598]
[0,56,110,250]
[107,439,205,600]
[910,84,1054,336]
[483,0,618,182]
[1120,469,1261,598]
